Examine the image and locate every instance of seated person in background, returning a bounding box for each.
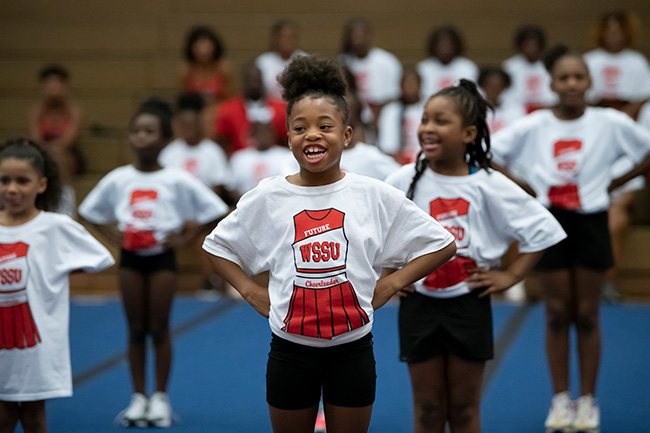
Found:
[501,25,557,113]
[584,10,650,119]
[478,66,526,134]
[377,67,427,164]
[229,112,292,194]
[214,63,287,155]
[28,64,83,217]
[255,19,307,100]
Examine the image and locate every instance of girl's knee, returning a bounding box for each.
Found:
[413,395,446,430]
[148,322,170,346]
[575,308,599,334]
[448,399,480,428]
[546,304,572,331]
[128,324,147,345]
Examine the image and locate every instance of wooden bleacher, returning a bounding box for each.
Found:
[1,1,649,297]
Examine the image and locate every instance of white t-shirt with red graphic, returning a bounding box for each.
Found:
[584,48,650,103]
[79,165,228,255]
[229,145,292,193]
[486,101,527,135]
[416,57,479,99]
[377,100,426,164]
[255,50,307,100]
[0,212,114,401]
[339,48,403,105]
[386,167,565,298]
[203,172,454,347]
[501,54,557,111]
[491,108,650,213]
[341,142,401,180]
[158,138,232,189]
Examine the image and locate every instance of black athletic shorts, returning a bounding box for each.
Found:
[399,290,493,363]
[266,332,376,410]
[119,248,177,273]
[534,208,613,272]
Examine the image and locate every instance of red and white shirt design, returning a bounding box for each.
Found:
[424,199,477,291]
[284,209,369,339]
[549,139,583,210]
[0,242,41,350]
[123,189,158,251]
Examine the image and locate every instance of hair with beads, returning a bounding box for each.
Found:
[406,79,492,200]
[0,138,62,211]
[278,55,349,126]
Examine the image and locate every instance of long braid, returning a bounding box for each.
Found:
[406,151,429,200]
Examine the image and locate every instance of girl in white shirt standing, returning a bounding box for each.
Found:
[491,45,650,433]
[203,55,456,433]
[79,99,228,427]
[0,139,114,433]
[386,81,565,433]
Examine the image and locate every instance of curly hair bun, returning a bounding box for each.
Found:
[278,55,347,102]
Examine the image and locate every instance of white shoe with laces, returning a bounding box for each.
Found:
[545,391,574,432]
[122,392,148,427]
[573,394,600,432]
[147,391,173,427]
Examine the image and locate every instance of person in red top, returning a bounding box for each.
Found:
[214,63,287,155]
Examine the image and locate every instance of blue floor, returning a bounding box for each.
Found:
[16,296,650,432]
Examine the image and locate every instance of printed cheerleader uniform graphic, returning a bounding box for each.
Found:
[425,198,477,290]
[549,140,583,210]
[123,189,158,251]
[0,242,41,350]
[283,209,369,339]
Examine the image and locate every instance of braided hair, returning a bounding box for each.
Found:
[277,55,349,126]
[0,138,62,211]
[406,79,492,200]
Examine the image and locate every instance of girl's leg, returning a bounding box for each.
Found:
[0,401,19,433]
[539,269,575,394]
[446,354,485,433]
[268,404,319,433]
[408,356,448,433]
[118,268,148,394]
[18,401,46,433]
[148,270,177,392]
[322,403,373,433]
[574,267,604,395]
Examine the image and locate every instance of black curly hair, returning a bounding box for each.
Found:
[0,138,62,211]
[184,25,224,63]
[131,97,174,140]
[543,44,585,75]
[278,55,350,125]
[406,79,492,200]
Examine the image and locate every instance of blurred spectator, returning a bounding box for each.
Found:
[214,63,287,155]
[501,25,557,113]
[416,25,478,99]
[478,66,525,134]
[255,19,307,100]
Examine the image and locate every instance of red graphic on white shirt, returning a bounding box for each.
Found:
[425,198,477,290]
[253,162,269,184]
[602,66,620,97]
[549,140,583,210]
[0,242,41,350]
[183,158,199,177]
[123,189,158,251]
[284,209,369,339]
[438,77,455,91]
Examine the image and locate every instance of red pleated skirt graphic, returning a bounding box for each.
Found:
[424,255,477,291]
[0,294,41,350]
[282,281,369,339]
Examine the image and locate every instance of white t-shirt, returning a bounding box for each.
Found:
[339,48,403,105]
[340,142,401,180]
[491,108,650,213]
[229,145,292,193]
[638,100,650,131]
[0,212,114,401]
[203,173,454,347]
[377,100,425,163]
[584,48,650,103]
[158,138,232,188]
[501,54,557,110]
[255,50,307,100]
[416,57,479,99]
[79,165,228,255]
[486,101,526,134]
[386,167,566,298]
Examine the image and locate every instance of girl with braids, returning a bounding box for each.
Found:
[491,46,650,433]
[0,139,114,433]
[79,99,228,427]
[203,55,455,433]
[385,79,565,433]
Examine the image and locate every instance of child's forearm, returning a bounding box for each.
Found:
[506,251,543,283]
[87,223,122,248]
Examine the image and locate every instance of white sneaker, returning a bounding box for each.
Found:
[545,391,574,432]
[147,391,172,427]
[573,394,600,432]
[122,392,148,427]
